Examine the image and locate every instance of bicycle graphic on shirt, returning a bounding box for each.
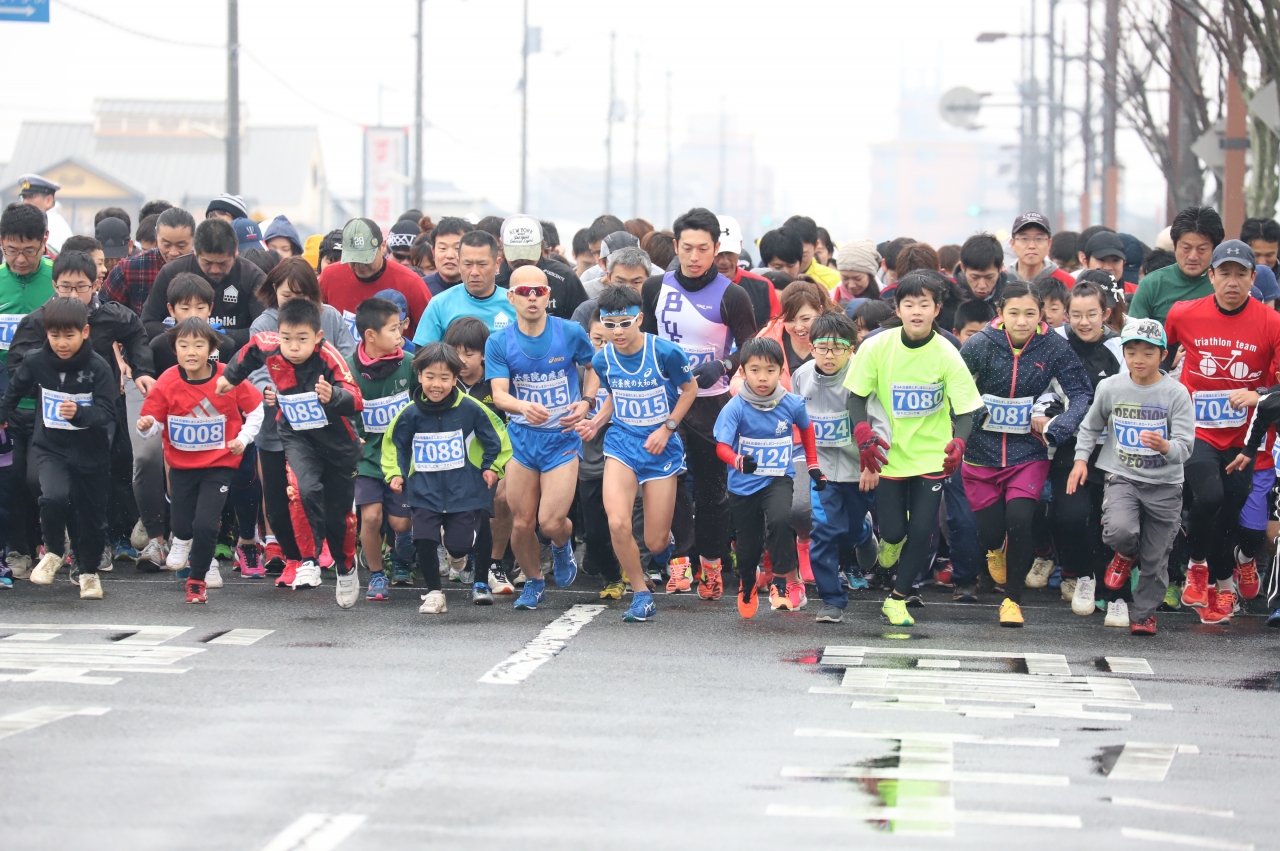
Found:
[1192,349,1261,382]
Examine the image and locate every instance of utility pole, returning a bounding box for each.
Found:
[631,52,640,219]
[1045,0,1058,226]
[413,0,424,212]
[1167,3,1182,225]
[716,101,726,213]
[1029,0,1040,212]
[1224,67,1248,237]
[1081,0,1093,227]
[664,71,671,226]
[604,31,615,213]
[226,0,240,195]
[1102,0,1119,229]
[520,0,529,212]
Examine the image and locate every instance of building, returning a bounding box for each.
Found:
[0,99,331,237]
[869,89,1020,245]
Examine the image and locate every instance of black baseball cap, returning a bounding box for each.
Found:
[95,216,131,259]
[1012,211,1052,237]
[1084,231,1126,261]
[1211,239,1256,271]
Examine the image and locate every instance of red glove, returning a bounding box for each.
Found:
[854,422,889,474]
[943,438,966,476]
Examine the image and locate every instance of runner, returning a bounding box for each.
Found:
[486,265,599,610]
[1165,240,1280,623]
[1130,205,1223,324]
[844,273,984,627]
[576,285,697,622]
[641,207,758,600]
[414,230,517,344]
[961,281,1093,627]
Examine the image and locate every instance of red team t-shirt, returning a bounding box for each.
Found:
[139,363,264,469]
[1165,294,1280,451]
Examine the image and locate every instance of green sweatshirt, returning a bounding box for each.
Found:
[1129,263,1212,324]
[0,257,55,409]
[347,348,416,479]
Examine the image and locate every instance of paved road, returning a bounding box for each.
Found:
[1,567,1276,851]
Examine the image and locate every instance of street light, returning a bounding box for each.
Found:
[977,32,1008,43]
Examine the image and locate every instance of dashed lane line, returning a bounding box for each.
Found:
[479,604,606,685]
[0,705,110,740]
[257,813,366,851]
[1108,743,1199,781]
[1120,827,1253,850]
[209,629,275,646]
[1110,797,1233,818]
[1106,657,1155,675]
[0,624,191,645]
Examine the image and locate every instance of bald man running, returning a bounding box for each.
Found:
[486,266,600,610]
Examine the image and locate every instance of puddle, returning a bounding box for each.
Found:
[1232,671,1280,691]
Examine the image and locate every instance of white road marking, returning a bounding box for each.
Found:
[1,633,61,641]
[479,604,606,685]
[1111,797,1233,818]
[0,705,110,740]
[782,766,1068,785]
[1107,657,1154,675]
[823,645,1072,675]
[1109,742,1197,781]
[209,629,274,646]
[917,659,960,668]
[794,729,1059,747]
[1121,827,1253,849]
[767,804,1082,829]
[0,623,191,645]
[0,642,202,685]
[258,813,366,851]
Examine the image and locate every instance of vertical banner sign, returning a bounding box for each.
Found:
[363,126,408,232]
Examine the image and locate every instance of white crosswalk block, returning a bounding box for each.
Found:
[479,605,606,685]
[1,633,61,642]
[1121,827,1253,850]
[0,623,191,644]
[1106,657,1154,675]
[259,813,366,851]
[821,645,1072,675]
[0,705,110,741]
[1108,742,1198,781]
[208,629,274,646]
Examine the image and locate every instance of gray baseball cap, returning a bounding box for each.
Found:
[342,218,383,264]
[1210,239,1255,271]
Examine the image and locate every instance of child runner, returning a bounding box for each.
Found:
[137,318,264,603]
[961,281,1093,626]
[845,273,983,627]
[486,265,598,610]
[348,297,415,602]
[0,298,117,599]
[383,343,508,614]
[1068,318,1194,634]
[219,297,365,608]
[715,337,827,617]
[576,285,697,621]
[791,311,883,623]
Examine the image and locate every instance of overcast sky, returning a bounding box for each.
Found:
[4,0,1166,241]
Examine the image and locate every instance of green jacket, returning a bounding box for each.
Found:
[0,257,55,410]
[347,348,416,479]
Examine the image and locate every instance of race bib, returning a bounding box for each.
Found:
[167,414,227,451]
[41,388,92,431]
[279,391,327,431]
[612,387,669,427]
[516,373,571,421]
[342,310,360,344]
[412,430,466,472]
[594,388,610,410]
[361,390,409,434]
[739,435,792,477]
[680,344,715,370]
[1193,390,1247,429]
[1112,415,1166,456]
[982,394,1034,434]
[810,411,852,447]
[0,314,21,351]
[890,382,945,419]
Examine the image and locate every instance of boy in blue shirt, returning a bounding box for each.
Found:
[576,285,698,621]
[714,337,826,618]
[486,266,598,610]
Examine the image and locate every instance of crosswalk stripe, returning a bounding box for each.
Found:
[1,632,61,641]
[1110,797,1233,818]
[782,766,1069,785]
[1106,657,1154,675]
[1108,743,1198,781]
[767,804,1082,828]
[0,624,191,645]
[822,645,1073,675]
[1120,827,1253,849]
[209,629,274,646]
[0,706,110,740]
[479,604,606,685]
[258,813,366,851]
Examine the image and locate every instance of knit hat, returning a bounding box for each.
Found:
[302,233,324,270]
[836,239,881,275]
[387,219,420,252]
[263,215,303,257]
[207,193,249,220]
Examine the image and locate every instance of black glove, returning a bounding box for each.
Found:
[735,454,758,474]
[1042,400,1065,419]
[808,468,828,491]
[693,358,727,389]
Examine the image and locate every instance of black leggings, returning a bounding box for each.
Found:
[728,475,797,594]
[259,449,302,562]
[1185,449,1252,581]
[877,476,945,597]
[975,497,1038,603]
[169,467,234,581]
[415,540,469,593]
[1049,461,1110,581]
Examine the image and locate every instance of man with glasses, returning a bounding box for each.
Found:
[487,265,599,610]
[1008,212,1067,284]
[0,203,56,580]
[140,218,266,349]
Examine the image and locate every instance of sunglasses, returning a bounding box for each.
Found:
[601,316,638,329]
[511,285,550,298]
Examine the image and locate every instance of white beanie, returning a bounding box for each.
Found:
[836,239,881,275]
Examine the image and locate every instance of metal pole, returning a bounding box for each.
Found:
[664,70,671,226]
[605,32,615,213]
[1046,0,1058,225]
[631,52,639,219]
[1102,0,1119,229]
[1167,1,1181,225]
[1029,0,1040,212]
[414,0,424,212]
[1081,0,1093,227]
[520,0,529,212]
[226,0,240,195]
[1224,69,1247,237]
[716,100,726,212]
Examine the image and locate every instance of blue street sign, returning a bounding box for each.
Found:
[0,0,48,23]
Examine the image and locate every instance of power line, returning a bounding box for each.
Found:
[55,0,221,49]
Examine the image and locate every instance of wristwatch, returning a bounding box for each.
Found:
[664,418,679,431]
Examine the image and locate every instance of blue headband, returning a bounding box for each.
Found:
[600,305,641,318]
